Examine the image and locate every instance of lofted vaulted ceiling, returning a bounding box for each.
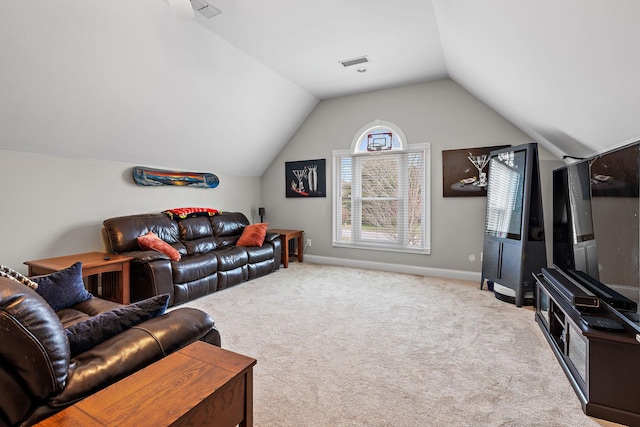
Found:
[1,0,639,176]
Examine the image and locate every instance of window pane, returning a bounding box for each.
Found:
[361,199,399,243]
[361,156,399,198]
[408,152,424,247]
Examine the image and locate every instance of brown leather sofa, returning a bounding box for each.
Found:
[0,277,220,427]
[103,211,281,306]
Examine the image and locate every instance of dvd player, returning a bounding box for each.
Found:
[540,267,600,308]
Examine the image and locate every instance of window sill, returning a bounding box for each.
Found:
[332,241,430,255]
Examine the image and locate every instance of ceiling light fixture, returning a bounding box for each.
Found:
[357,68,367,73]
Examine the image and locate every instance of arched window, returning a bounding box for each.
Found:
[333,120,431,253]
[351,120,407,153]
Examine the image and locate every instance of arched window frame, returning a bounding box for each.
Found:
[350,120,408,153]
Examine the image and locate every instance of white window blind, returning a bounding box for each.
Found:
[333,145,430,253]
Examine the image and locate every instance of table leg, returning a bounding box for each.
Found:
[282,236,290,268]
[297,233,304,263]
[120,262,130,305]
[240,368,254,427]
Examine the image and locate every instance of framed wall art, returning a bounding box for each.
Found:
[442,145,509,197]
[285,159,326,198]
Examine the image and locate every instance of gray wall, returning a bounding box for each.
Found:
[261,78,562,278]
[0,151,261,274]
[0,78,562,280]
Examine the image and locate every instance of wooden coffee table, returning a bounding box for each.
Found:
[37,341,257,427]
[24,252,133,304]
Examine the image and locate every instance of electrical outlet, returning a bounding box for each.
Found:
[306,238,312,247]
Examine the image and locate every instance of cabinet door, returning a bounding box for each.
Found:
[482,238,501,280]
[498,240,522,288]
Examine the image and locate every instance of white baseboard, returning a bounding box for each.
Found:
[303,255,482,282]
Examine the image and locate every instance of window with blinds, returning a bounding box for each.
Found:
[333,122,430,254]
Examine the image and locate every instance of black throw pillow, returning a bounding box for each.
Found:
[64,294,170,356]
[33,262,93,311]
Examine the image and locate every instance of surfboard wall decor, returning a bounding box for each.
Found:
[133,166,220,188]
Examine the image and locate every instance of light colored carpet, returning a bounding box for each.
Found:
[180,263,621,427]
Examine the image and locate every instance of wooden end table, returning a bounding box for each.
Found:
[267,229,304,268]
[24,252,133,305]
[37,341,257,427]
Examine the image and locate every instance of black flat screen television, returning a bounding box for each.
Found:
[553,141,640,331]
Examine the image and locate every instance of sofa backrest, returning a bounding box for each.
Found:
[210,212,250,248]
[103,213,182,254]
[103,211,251,255]
[0,277,70,425]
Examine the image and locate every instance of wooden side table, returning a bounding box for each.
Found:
[37,341,257,427]
[268,229,304,268]
[24,252,133,305]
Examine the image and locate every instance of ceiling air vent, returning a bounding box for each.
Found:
[190,0,222,18]
[339,56,370,68]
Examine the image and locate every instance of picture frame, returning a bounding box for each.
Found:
[285,159,326,198]
[442,145,510,197]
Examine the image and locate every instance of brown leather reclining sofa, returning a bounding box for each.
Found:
[0,277,220,426]
[103,211,281,306]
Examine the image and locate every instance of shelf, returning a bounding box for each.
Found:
[535,270,640,426]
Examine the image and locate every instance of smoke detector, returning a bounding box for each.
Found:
[190,0,222,18]
[339,56,370,68]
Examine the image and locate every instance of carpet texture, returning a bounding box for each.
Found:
[180,263,621,426]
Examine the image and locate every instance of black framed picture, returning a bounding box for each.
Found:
[442,145,510,197]
[285,159,326,198]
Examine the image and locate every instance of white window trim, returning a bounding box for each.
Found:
[332,142,431,255]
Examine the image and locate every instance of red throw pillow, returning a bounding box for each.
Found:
[137,231,181,261]
[237,223,269,247]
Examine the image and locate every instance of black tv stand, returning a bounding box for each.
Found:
[534,268,640,426]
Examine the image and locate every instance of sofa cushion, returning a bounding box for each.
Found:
[210,212,250,247]
[177,216,217,253]
[33,262,93,311]
[53,307,217,408]
[237,223,269,247]
[171,252,218,284]
[215,247,249,271]
[244,245,275,263]
[64,294,170,356]
[137,231,181,261]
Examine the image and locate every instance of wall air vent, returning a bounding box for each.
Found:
[190,0,222,18]
[339,56,370,68]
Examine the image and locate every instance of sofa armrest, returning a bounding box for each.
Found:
[265,233,282,269]
[120,250,171,263]
[50,308,217,408]
[265,232,279,243]
[142,259,175,302]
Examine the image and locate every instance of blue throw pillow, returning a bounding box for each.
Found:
[33,262,92,311]
[64,294,171,356]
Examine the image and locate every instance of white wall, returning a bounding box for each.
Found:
[261,79,562,278]
[0,151,261,274]
[0,0,317,177]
